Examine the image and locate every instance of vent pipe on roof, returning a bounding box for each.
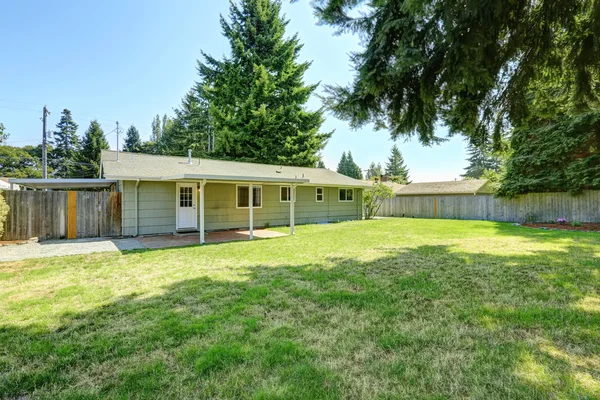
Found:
[188,149,192,165]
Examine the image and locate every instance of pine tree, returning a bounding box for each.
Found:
[337,152,348,176]
[50,109,80,178]
[78,120,109,178]
[151,115,161,143]
[166,89,213,157]
[461,143,502,180]
[316,159,326,168]
[198,0,331,166]
[385,145,410,184]
[346,151,363,180]
[124,125,142,153]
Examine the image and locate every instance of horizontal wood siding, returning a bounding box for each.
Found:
[120,181,363,235]
[376,191,600,222]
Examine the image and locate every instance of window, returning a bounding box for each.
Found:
[316,187,324,202]
[237,185,262,208]
[338,188,354,202]
[280,186,292,202]
[179,186,193,207]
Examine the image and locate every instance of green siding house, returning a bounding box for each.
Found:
[100,150,368,242]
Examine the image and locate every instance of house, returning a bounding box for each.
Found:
[394,179,493,196]
[0,178,20,191]
[100,150,369,242]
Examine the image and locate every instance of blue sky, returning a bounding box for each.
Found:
[0,0,468,182]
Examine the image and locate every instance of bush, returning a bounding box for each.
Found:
[363,183,394,219]
[0,191,8,239]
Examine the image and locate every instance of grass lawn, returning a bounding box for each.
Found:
[1,218,600,399]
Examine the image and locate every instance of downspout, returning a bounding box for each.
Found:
[135,179,140,236]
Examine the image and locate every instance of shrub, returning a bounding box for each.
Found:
[571,221,582,227]
[0,191,8,239]
[363,183,394,219]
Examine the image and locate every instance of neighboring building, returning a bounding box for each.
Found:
[100,150,369,240]
[393,179,493,196]
[0,178,20,191]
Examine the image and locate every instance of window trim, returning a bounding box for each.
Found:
[315,187,324,202]
[236,184,263,209]
[338,188,355,202]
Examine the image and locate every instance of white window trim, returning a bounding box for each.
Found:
[315,187,324,202]
[338,188,355,202]
[279,185,296,203]
[236,184,263,209]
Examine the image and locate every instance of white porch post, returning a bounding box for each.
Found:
[290,184,296,235]
[200,179,206,244]
[249,183,254,240]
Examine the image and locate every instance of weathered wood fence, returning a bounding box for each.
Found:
[2,191,122,241]
[376,190,600,223]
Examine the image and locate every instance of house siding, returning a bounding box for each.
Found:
[121,181,362,236]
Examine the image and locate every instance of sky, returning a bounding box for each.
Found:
[0,0,469,182]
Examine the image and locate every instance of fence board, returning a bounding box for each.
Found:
[2,191,121,241]
[377,190,600,223]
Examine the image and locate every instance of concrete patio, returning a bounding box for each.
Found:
[137,229,287,249]
[0,229,287,262]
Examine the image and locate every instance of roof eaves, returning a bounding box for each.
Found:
[162,174,310,184]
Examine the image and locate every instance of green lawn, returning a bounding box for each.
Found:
[1,219,600,399]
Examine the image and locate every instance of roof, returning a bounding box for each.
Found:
[101,150,370,187]
[395,180,493,196]
[8,179,117,190]
[0,180,11,190]
[364,180,407,193]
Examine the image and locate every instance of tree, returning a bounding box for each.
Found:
[316,159,326,169]
[313,0,600,147]
[337,151,362,179]
[166,89,213,157]
[0,145,43,178]
[151,115,161,143]
[498,111,600,197]
[363,183,394,219]
[78,120,109,178]
[198,0,331,166]
[0,123,8,144]
[124,125,142,153]
[50,109,79,178]
[366,162,383,180]
[462,142,503,180]
[385,145,410,183]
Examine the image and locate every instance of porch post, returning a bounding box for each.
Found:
[200,179,206,244]
[290,184,296,235]
[249,183,254,240]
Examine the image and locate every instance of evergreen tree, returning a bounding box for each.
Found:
[461,143,503,180]
[385,145,410,183]
[124,125,142,153]
[198,0,331,166]
[346,151,363,180]
[151,115,161,143]
[78,120,109,178]
[50,109,80,178]
[314,0,600,146]
[337,151,348,176]
[316,159,326,169]
[166,90,213,157]
[366,162,383,180]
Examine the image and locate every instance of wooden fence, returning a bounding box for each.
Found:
[376,190,600,223]
[2,191,121,241]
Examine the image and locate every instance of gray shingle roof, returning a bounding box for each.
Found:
[101,150,370,187]
[395,180,492,196]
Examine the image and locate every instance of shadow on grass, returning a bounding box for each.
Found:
[1,245,599,399]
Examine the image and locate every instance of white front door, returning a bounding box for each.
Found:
[176,183,197,230]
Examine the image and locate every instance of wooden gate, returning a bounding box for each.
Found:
[1,191,121,241]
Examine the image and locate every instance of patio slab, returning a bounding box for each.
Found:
[136,229,287,249]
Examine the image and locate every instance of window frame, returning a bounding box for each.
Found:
[338,188,355,202]
[315,187,324,202]
[236,184,263,209]
[279,185,292,203]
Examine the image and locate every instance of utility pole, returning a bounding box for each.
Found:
[41,106,50,179]
[116,121,120,162]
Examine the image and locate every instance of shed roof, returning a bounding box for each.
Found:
[101,150,370,187]
[395,180,492,196]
